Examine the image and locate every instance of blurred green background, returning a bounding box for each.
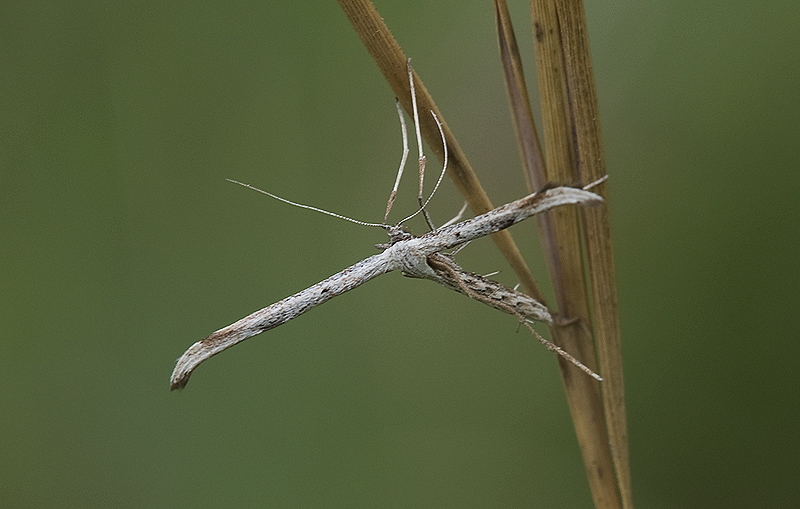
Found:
[2,1,798,507]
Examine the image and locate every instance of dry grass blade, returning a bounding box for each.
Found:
[494,0,546,190]
[552,0,632,506]
[336,0,546,303]
[337,0,628,506]
[497,2,623,507]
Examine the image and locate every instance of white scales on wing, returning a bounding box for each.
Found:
[170,60,605,390]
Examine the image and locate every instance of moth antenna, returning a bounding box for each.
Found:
[227,179,386,228]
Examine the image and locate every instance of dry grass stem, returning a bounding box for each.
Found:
[496,1,624,507]
[338,0,629,506]
[552,0,631,506]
